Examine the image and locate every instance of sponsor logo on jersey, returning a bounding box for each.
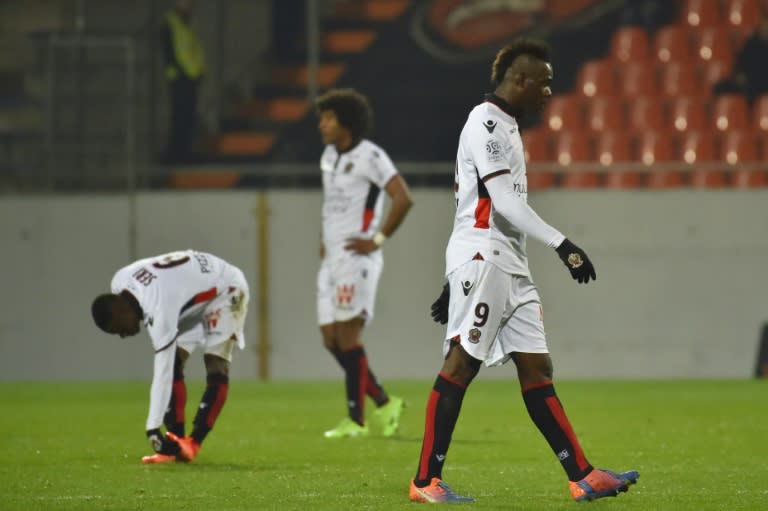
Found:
[483,119,497,133]
[133,268,157,286]
[486,139,503,163]
[462,280,474,296]
[144,315,154,327]
[510,126,518,134]
[468,328,481,343]
[337,284,356,306]
[513,183,527,194]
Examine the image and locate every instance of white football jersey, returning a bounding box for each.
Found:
[320,139,398,261]
[446,95,531,277]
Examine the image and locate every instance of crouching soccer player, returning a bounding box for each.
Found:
[91,249,249,463]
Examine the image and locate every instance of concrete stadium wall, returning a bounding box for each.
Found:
[1,190,766,381]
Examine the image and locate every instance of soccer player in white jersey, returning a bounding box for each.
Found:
[315,88,413,438]
[91,249,249,464]
[408,39,639,503]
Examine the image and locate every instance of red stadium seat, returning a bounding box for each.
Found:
[712,94,749,131]
[669,96,708,132]
[753,94,768,132]
[618,60,658,97]
[597,132,641,188]
[587,97,625,132]
[679,132,722,189]
[733,168,768,187]
[720,130,757,164]
[611,26,650,62]
[660,61,701,97]
[636,131,683,188]
[543,94,583,132]
[556,132,599,188]
[680,0,722,28]
[576,59,616,98]
[654,25,692,63]
[701,58,733,88]
[522,128,551,162]
[724,0,762,30]
[693,27,733,63]
[628,96,665,132]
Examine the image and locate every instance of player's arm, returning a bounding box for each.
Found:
[483,172,596,283]
[345,174,414,254]
[144,332,180,454]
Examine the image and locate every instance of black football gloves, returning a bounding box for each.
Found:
[430,282,450,324]
[146,428,181,455]
[555,238,596,284]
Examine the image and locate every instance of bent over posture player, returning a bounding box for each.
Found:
[316,88,413,438]
[91,249,249,463]
[408,39,639,503]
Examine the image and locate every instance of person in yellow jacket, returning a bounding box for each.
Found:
[162,0,205,163]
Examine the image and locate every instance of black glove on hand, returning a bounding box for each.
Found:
[430,283,450,325]
[146,428,181,455]
[555,238,597,284]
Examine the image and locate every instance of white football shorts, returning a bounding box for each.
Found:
[176,285,249,362]
[317,252,383,326]
[444,259,548,367]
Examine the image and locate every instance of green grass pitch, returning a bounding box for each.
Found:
[1,379,765,510]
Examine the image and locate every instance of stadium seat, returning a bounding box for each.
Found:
[587,97,625,132]
[669,96,708,132]
[637,131,683,187]
[660,61,701,97]
[597,132,641,188]
[679,130,717,163]
[628,96,665,132]
[654,25,691,63]
[693,26,733,63]
[712,94,749,131]
[701,58,733,88]
[576,59,616,98]
[732,168,768,187]
[720,129,757,164]
[521,128,551,162]
[543,94,583,131]
[680,0,722,27]
[610,26,650,62]
[555,132,599,188]
[724,0,762,30]
[753,94,768,132]
[618,60,658,97]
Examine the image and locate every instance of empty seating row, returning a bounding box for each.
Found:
[679,0,763,29]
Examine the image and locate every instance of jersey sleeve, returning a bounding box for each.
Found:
[364,146,398,188]
[466,111,520,180]
[145,343,176,431]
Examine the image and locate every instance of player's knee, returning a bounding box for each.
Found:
[174,348,189,379]
[204,354,230,377]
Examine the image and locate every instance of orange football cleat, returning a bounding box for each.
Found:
[167,432,200,462]
[569,468,639,501]
[141,453,177,464]
[409,478,475,503]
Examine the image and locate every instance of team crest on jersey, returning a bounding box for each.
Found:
[483,119,497,133]
[468,328,482,343]
[344,162,354,173]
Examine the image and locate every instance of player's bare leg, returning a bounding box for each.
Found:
[512,352,639,501]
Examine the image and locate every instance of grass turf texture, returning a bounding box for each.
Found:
[1,380,764,510]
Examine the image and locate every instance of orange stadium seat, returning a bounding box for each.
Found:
[660,61,701,97]
[679,131,726,187]
[712,94,749,131]
[618,60,658,97]
[610,26,650,62]
[701,58,733,88]
[628,96,665,131]
[522,128,552,162]
[587,97,625,131]
[669,96,708,132]
[576,59,616,98]
[694,26,733,63]
[753,94,768,132]
[680,0,722,28]
[597,132,642,188]
[654,25,691,63]
[722,130,766,187]
[544,94,583,131]
[724,0,763,30]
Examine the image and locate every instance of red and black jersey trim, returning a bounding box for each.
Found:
[474,167,491,229]
[361,184,381,232]
[180,286,217,314]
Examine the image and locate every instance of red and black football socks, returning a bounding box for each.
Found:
[522,381,593,481]
[329,345,389,407]
[338,344,369,425]
[414,373,467,487]
[190,373,229,445]
[163,378,187,437]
